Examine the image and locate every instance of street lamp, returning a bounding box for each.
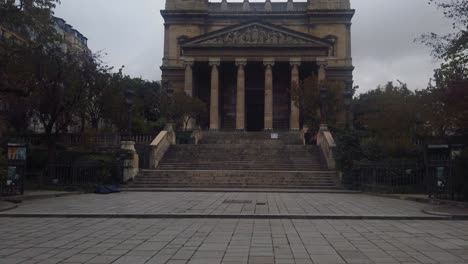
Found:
[343,90,353,129]
[320,86,327,125]
[124,88,135,139]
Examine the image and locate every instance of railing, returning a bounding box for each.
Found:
[42,161,122,189]
[191,128,204,145]
[9,133,157,148]
[426,157,468,201]
[149,125,176,169]
[316,125,336,170]
[352,160,425,193]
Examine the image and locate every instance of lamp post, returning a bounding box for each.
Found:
[124,88,135,139]
[344,90,353,129]
[320,86,328,125]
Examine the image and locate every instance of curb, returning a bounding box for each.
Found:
[0,213,451,220]
[422,209,468,220]
[365,192,468,207]
[121,188,361,194]
[0,192,82,203]
[0,202,18,212]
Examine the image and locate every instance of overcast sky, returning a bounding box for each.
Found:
[54,0,453,94]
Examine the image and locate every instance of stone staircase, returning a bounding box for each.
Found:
[126,132,341,189]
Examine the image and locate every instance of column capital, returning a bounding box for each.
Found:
[209,58,221,67]
[263,58,275,68]
[316,58,328,67]
[235,58,247,67]
[290,58,302,67]
[182,57,194,67]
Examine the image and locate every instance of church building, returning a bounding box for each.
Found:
[161,0,354,131]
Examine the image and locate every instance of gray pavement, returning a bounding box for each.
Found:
[1,217,468,264]
[0,192,432,218]
[0,201,16,212]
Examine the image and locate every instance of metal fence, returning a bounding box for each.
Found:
[10,133,156,149]
[351,157,468,201]
[40,161,122,189]
[351,160,426,193]
[426,158,468,201]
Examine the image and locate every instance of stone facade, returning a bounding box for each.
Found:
[161,0,354,131]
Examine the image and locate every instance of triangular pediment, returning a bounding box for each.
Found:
[181,21,333,48]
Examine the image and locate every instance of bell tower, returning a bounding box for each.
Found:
[165,0,208,10]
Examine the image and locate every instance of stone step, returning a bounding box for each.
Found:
[156,167,325,171]
[130,169,340,189]
[126,185,341,190]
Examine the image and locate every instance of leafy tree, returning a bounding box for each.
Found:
[416,0,468,136]
[97,68,165,134]
[28,48,92,162]
[354,81,420,157]
[419,0,468,68]
[290,74,345,132]
[0,0,60,45]
[164,91,207,130]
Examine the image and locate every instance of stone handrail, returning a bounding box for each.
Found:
[317,125,336,170]
[191,128,203,145]
[149,125,176,169]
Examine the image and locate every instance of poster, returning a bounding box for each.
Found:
[6,166,19,186]
[7,145,27,161]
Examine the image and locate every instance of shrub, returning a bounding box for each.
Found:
[333,129,363,173]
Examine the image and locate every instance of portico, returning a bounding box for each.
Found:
[183,56,323,131]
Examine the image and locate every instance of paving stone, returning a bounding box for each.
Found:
[0,192,431,217]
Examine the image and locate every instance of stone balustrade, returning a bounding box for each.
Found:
[317,124,337,170]
[149,125,176,169]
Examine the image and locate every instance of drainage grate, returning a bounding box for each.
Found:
[223,200,252,204]
[256,202,267,206]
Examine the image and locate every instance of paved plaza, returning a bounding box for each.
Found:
[1,192,431,218]
[2,217,468,264]
[1,192,468,263]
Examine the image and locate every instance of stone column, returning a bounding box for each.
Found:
[317,59,328,124]
[183,58,194,96]
[290,58,301,131]
[183,58,195,129]
[235,58,247,131]
[263,58,275,131]
[209,58,221,130]
[317,59,327,82]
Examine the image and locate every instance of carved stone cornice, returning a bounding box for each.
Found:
[263,58,275,68]
[181,21,333,49]
[209,58,221,67]
[182,57,194,67]
[289,57,302,67]
[235,58,247,68]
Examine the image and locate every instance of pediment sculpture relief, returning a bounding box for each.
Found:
[198,25,314,46]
